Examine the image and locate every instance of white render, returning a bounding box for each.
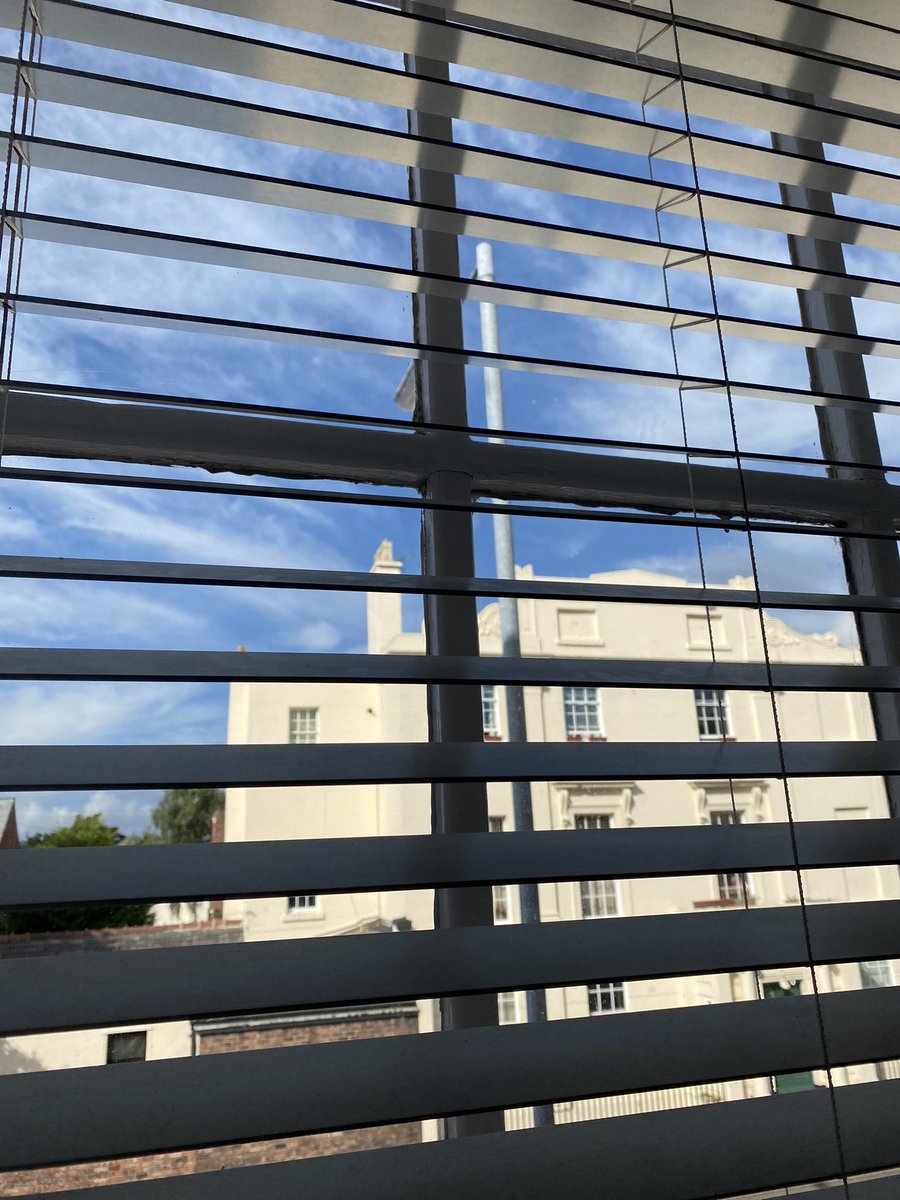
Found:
[222,540,900,1105]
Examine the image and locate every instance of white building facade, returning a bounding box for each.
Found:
[223,540,900,1111]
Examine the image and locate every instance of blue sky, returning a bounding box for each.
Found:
[1,1,897,834]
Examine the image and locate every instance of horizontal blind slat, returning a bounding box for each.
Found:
[15,213,897,359]
[3,820,899,910]
[21,1081,900,1200]
[5,988,900,1171]
[175,0,900,157]
[2,739,897,792]
[0,553,895,614]
[1,646,896,691]
[2,901,897,1035]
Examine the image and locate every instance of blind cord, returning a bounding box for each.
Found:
[666,2,853,1193]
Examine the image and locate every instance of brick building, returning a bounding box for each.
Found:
[0,924,418,1196]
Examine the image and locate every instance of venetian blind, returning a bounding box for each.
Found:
[0,1,899,1197]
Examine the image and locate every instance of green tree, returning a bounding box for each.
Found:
[0,814,154,934]
[150,788,223,844]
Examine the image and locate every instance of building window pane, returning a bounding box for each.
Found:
[493,884,512,923]
[289,707,319,744]
[481,685,500,737]
[574,814,617,917]
[498,991,524,1025]
[587,981,625,1015]
[563,686,602,738]
[861,961,894,989]
[107,1031,147,1064]
[488,816,510,920]
[694,690,732,740]
[287,894,318,912]
[709,810,750,903]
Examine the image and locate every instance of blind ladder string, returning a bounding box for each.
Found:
[0,0,39,469]
[633,22,756,935]
[666,2,852,1193]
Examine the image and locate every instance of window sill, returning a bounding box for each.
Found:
[483,733,502,742]
[284,910,325,922]
[566,735,607,742]
[693,898,756,909]
[699,736,736,743]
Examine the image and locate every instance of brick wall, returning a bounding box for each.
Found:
[0,1007,420,1196]
[0,921,243,959]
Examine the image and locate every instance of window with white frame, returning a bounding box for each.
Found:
[860,961,894,989]
[481,684,500,738]
[575,813,617,917]
[288,707,319,744]
[488,815,511,921]
[498,991,524,1025]
[492,885,512,923]
[694,689,732,740]
[587,981,626,1015]
[563,686,602,739]
[287,894,319,913]
[709,810,750,903]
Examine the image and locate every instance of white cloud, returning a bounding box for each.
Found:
[0,579,203,645]
[13,790,161,837]
[0,680,223,745]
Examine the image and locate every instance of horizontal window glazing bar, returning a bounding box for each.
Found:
[5,466,900,545]
[3,392,889,527]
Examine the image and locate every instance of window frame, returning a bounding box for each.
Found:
[694,689,733,741]
[286,893,321,918]
[481,684,501,739]
[288,707,320,744]
[709,809,753,904]
[106,1031,147,1065]
[563,686,604,741]
[574,813,619,918]
[587,980,626,1016]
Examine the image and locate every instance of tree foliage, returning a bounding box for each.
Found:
[150,788,223,844]
[0,814,154,934]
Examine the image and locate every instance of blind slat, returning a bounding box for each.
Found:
[3,901,897,1036]
[21,1082,900,1200]
[1,553,896,615]
[5,988,900,1171]
[1,645,895,691]
[4,820,899,910]
[16,214,897,360]
[4,738,900,792]
[178,0,900,157]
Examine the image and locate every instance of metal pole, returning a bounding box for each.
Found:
[403,3,503,1140]
[475,241,554,1129]
[774,130,900,821]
